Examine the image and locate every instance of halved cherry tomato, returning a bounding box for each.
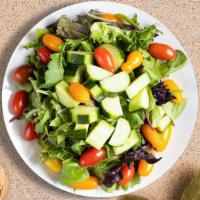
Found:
[121,51,143,73]
[69,83,90,103]
[12,91,28,115]
[100,13,123,24]
[80,148,106,167]
[42,34,63,52]
[37,47,51,64]
[163,79,182,104]
[148,43,176,60]
[13,64,33,84]
[138,160,154,176]
[141,124,164,152]
[94,47,115,73]
[44,158,62,173]
[119,163,135,186]
[24,121,37,141]
[71,176,99,189]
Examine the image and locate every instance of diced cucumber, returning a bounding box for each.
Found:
[100,72,130,93]
[109,118,131,146]
[101,96,123,119]
[86,120,114,149]
[90,84,106,102]
[113,129,140,155]
[74,124,89,135]
[64,65,85,84]
[83,80,96,89]
[126,73,151,99]
[151,106,165,128]
[70,106,99,124]
[101,44,124,71]
[157,115,171,132]
[128,87,149,112]
[67,51,93,65]
[55,81,79,108]
[86,64,112,81]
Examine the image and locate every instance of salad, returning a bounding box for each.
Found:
[10,10,187,191]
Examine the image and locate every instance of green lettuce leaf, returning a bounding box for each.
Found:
[161,99,187,123]
[17,83,33,92]
[168,50,187,74]
[71,140,88,155]
[41,53,64,88]
[60,159,89,185]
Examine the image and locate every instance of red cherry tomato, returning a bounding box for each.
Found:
[148,43,176,60]
[94,47,115,73]
[37,47,51,64]
[119,163,135,186]
[24,121,37,141]
[12,91,28,115]
[13,64,33,84]
[80,147,106,167]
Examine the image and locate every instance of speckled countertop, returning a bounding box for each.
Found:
[0,0,199,200]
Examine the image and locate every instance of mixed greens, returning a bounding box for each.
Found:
[11,10,187,191]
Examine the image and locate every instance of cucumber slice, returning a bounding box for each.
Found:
[109,118,131,146]
[157,115,171,132]
[74,124,89,136]
[100,72,130,93]
[128,87,149,112]
[101,44,124,71]
[90,84,106,102]
[55,81,79,108]
[126,73,151,99]
[83,80,96,89]
[86,64,112,81]
[64,65,85,84]
[101,96,123,119]
[86,120,114,149]
[70,106,99,124]
[67,51,93,65]
[113,129,140,155]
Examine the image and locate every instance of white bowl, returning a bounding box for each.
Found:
[2,1,198,197]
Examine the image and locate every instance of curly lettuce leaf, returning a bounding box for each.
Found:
[23,28,48,49]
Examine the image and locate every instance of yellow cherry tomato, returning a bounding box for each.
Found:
[138,160,154,176]
[42,33,63,52]
[69,83,90,103]
[44,158,62,173]
[121,51,143,73]
[163,79,182,104]
[100,13,123,24]
[141,124,164,152]
[159,125,172,151]
[70,176,99,189]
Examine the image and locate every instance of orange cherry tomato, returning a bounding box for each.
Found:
[69,83,90,103]
[119,163,135,186]
[80,148,106,167]
[141,124,164,152]
[148,43,176,60]
[121,51,143,73]
[100,13,123,24]
[94,47,115,73]
[42,34,63,52]
[44,158,62,173]
[71,176,99,189]
[163,79,182,104]
[13,64,33,84]
[138,160,154,176]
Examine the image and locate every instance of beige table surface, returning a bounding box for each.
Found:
[0,0,200,199]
